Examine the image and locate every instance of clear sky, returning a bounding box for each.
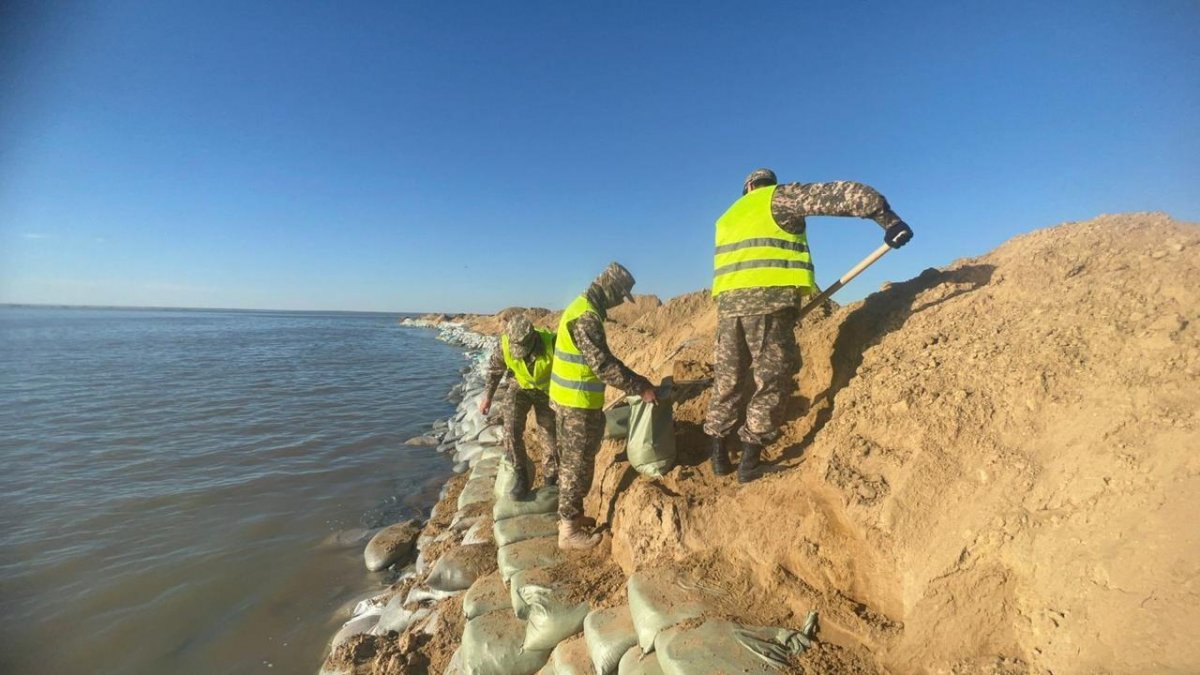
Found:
[2,1,1197,313]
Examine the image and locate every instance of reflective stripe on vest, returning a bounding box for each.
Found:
[549,295,605,409]
[501,329,554,392]
[712,185,816,297]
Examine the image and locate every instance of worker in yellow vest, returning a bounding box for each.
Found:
[705,168,913,482]
[550,262,657,549]
[481,315,558,499]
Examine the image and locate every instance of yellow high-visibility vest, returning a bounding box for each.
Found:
[549,295,605,409]
[500,329,554,393]
[712,185,815,297]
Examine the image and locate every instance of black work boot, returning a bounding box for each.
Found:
[738,443,763,484]
[509,461,532,501]
[710,436,733,476]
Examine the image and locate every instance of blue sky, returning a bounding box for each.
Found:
[2,1,1197,313]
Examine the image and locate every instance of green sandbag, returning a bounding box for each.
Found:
[521,575,590,651]
[494,486,559,522]
[654,618,815,674]
[626,572,711,652]
[471,456,502,479]
[509,567,536,620]
[497,536,564,583]
[617,646,664,674]
[464,572,511,620]
[426,544,496,593]
[624,396,676,477]
[460,610,551,675]
[584,605,638,675]
[495,454,536,498]
[604,404,631,439]
[541,634,593,675]
[494,513,560,548]
[458,476,497,509]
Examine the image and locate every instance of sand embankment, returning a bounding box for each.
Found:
[329,212,1200,673]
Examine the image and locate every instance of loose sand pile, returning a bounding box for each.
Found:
[386,212,1197,673]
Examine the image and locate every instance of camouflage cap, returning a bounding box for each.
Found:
[742,168,778,194]
[593,261,636,305]
[505,315,536,358]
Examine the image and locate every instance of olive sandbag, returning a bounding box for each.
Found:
[623,396,676,477]
[470,455,502,479]
[617,646,665,675]
[494,513,559,548]
[460,609,551,675]
[625,572,711,652]
[584,605,638,675]
[540,635,592,675]
[477,424,504,446]
[521,574,590,651]
[458,476,497,509]
[494,486,559,522]
[654,619,814,674]
[454,441,488,465]
[497,536,564,583]
[463,572,511,620]
[426,544,496,592]
[508,567,536,620]
[462,517,495,546]
[494,454,536,498]
[604,404,631,439]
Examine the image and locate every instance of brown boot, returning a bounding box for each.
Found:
[557,518,601,550]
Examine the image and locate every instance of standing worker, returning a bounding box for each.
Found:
[550,262,658,549]
[705,169,913,483]
[481,316,559,500]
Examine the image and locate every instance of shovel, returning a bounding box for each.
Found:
[798,242,894,320]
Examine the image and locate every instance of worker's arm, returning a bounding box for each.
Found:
[480,346,509,414]
[569,313,655,400]
[772,181,905,230]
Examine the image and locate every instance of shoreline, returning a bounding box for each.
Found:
[317,319,501,673]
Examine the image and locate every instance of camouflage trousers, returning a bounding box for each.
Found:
[503,384,558,481]
[703,307,800,446]
[554,406,604,521]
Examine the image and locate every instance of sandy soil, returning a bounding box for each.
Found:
[386,212,1198,673]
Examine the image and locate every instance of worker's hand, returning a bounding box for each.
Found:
[479,396,491,415]
[640,385,658,405]
[884,221,913,249]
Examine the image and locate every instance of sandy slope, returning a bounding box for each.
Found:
[359,212,1198,674]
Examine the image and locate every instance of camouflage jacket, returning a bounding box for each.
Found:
[564,285,651,396]
[717,181,903,319]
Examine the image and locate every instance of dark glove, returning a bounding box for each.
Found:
[884,221,913,249]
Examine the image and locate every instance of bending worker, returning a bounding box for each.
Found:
[550,262,657,550]
[481,315,558,500]
[705,169,913,483]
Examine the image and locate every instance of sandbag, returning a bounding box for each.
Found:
[471,456,502,479]
[495,454,536,498]
[521,574,590,651]
[405,584,460,605]
[626,572,712,652]
[464,572,511,620]
[498,537,565,583]
[463,518,495,545]
[494,513,559,548]
[654,617,816,674]
[617,646,664,675]
[458,477,496,509]
[426,544,495,592]
[584,605,638,675]
[494,486,559,522]
[375,592,432,633]
[604,404,631,439]
[624,396,676,477]
[541,635,592,675]
[460,610,551,675]
[477,424,504,446]
[455,442,487,465]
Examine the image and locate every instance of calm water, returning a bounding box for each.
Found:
[0,307,465,675]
